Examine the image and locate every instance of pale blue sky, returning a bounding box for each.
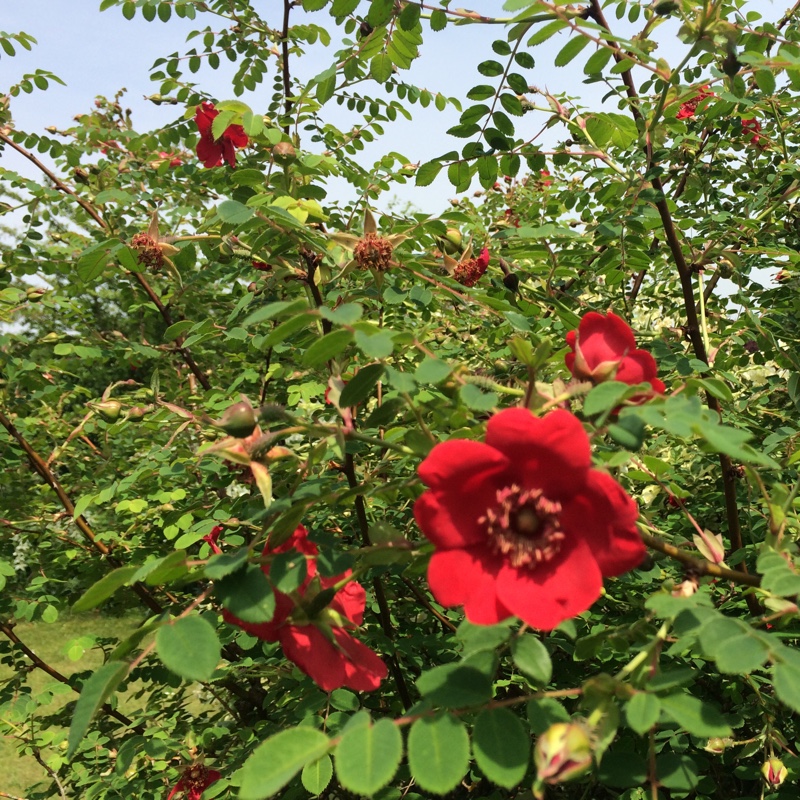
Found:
[0,1,620,210]
[2,0,761,211]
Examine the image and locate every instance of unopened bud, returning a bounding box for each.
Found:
[441,228,463,254]
[126,406,149,422]
[534,722,593,787]
[654,0,678,15]
[215,401,257,438]
[272,141,296,165]
[762,757,788,787]
[704,737,730,754]
[502,272,520,293]
[93,400,122,422]
[26,287,46,302]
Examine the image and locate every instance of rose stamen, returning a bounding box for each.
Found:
[479,484,564,569]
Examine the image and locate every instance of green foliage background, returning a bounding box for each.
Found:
[3,0,800,798]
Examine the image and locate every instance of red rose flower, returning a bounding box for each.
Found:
[224,525,387,692]
[565,311,665,394]
[540,169,553,187]
[194,102,248,168]
[676,85,714,120]
[167,765,221,800]
[414,408,644,630]
[741,117,766,149]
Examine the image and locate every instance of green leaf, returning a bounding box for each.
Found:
[339,363,385,407]
[155,614,221,682]
[511,635,552,686]
[301,329,353,367]
[216,564,275,623]
[584,381,630,416]
[430,8,447,30]
[211,109,236,141]
[527,697,571,733]
[205,548,250,580]
[260,313,315,348]
[625,693,661,734]
[398,1,421,29]
[77,240,119,284]
[370,53,393,83]
[315,66,337,104]
[773,657,800,713]
[407,713,470,795]
[302,0,329,9]
[472,707,529,788]
[318,303,363,325]
[354,329,395,359]
[270,550,307,594]
[755,68,776,95]
[554,35,591,67]
[457,620,512,656]
[713,633,769,674]
[499,93,524,116]
[218,199,254,224]
[243,298,309,327]
[477,155,499,189]
[67,661,129,757]
[460,383,498,411]
[656,754,700,792]
[335,717,402,795]
[447,161,471,192]
[416,657,493,707]
[72,566,138,612]
[477,59,504,77]
[240,727,331,800]
[527,19,567,46]
[415,357,452,384]
[163,319,194,342]
[302,754,333,795]
[659,693,731,737]
[584,47,613,74]
[416,159,444,187]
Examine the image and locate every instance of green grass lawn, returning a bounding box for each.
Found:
[0,612,143,797]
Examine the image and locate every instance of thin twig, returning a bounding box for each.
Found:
[0,131,108,230]
[343,453,413,709]
[639,531,761,587]
[0,409,164,614]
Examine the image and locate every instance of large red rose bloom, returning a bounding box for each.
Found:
[223,525,387,692]
[414,408,644,630]
[194,102,248,168]
[166,765,221,800]
[565,311,665,394]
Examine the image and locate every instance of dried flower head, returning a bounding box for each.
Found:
[354,231,394,272]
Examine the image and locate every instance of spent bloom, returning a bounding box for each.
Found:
[223,525,387,692]
[194,102,248,168]
[414,407,644,630]
[444,244,490,288]
[676,85,715,120]
[167,765,221,800]
[565,311,665,395]
[332,209,407,281]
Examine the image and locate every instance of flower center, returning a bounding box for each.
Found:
[354,232,393,271]
[479,484,564,569]
[130,233,164,271]
[453,257,487,287]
